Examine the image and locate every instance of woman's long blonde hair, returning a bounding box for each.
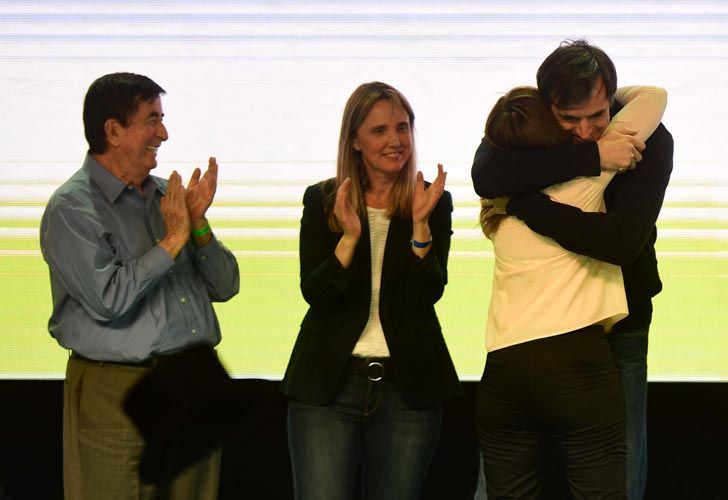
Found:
[324,81,417,232]
[480,86,571,238]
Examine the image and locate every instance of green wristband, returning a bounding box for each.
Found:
[192,223,211,238]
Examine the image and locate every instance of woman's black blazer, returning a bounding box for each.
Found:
[281,179,462,408]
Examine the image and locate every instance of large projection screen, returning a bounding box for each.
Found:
[1,1,726,380]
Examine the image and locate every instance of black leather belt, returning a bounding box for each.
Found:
[346,356,394,382]
[70,351,162,368]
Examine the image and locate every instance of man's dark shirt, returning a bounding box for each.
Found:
[471,108,674,334]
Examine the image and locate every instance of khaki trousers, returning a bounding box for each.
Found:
[63,356,221,500]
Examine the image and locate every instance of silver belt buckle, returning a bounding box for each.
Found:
[367,360,384,382]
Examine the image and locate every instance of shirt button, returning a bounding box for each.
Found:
[200,255,207,261]
[180,297,187,303]
[155,238,161,244]
[191,328,197,334]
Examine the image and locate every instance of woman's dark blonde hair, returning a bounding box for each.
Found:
[480,86,571,238]
[324,81,417,232]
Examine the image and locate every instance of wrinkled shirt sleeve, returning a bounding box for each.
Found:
[41,199,174,322]
[193,235,240,302]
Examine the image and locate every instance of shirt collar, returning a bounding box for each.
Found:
[84,153,162,203]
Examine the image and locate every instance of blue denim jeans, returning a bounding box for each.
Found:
[608,326,649,500]
[287,371,442,500]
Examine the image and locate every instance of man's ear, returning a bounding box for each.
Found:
[104,118,122,148]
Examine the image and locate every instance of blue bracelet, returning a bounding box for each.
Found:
[410,236,432,248]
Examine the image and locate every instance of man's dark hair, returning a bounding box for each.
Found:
[83,72,165,154]
[536,39,617,108]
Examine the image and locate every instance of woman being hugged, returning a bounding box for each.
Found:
[281,81,461,500]
[477,84,667,500]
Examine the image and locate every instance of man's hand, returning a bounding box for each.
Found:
[186,157,218,225]
[160,171,191,259]
[597,128,646,172]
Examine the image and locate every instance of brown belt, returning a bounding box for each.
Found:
[345,356,394,381]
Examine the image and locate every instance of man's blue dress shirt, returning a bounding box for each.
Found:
[40,154,239,362]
